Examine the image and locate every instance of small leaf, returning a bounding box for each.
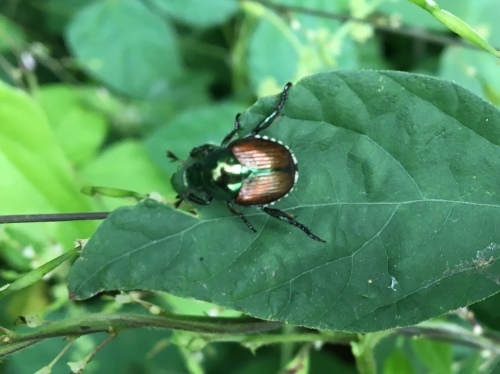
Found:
[151,0,238,28]
[412,339,452,373]
[408,0,499,57]
[0,249,79,300]
[37,85,107,167]
[69,71,500,332]
[383,349,415,374]
[81,140,172,210]
[0,15,26,51]
[66,0,182,98]
[0,82,96,245]
[243,1,358,92]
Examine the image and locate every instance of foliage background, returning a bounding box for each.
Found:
[0,0,499,373]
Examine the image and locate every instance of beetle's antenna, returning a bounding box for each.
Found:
[250,82,293,136]
[167,151,181,162]
[168,151,189,167]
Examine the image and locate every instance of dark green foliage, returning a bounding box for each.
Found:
[70,71,500,332]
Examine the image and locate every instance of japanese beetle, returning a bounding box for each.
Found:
[168,83,325,242]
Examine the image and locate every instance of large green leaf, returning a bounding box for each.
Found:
[68,71,500,332]
[65,0,182,99]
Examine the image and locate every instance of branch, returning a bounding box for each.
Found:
[396,320,500,354]
[0,313,281,358]
[245,0,491,50]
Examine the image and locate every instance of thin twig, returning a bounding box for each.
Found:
[396,321,500,354]
[244,0,494,50]
[0,212,110,224]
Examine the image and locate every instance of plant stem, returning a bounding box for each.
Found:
[0,313,281,359]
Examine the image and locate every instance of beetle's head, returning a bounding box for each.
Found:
[170,166,189,196]
[169,146,215,207]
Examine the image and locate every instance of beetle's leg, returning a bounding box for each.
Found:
[227,201,257,233]
[250,82,292,136]
[221,114,242,147]
[261,206,326,243]
[167,151,180,162]
[174,196,184,208]
[175,193,213,208]
[185,193,213,205]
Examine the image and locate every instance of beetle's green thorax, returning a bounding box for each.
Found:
[171,146,252,201]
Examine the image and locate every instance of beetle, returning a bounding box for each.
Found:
[168,83,325,242]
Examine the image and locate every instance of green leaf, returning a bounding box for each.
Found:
[66,0,182,99]
[43,0,88,34]
[81,140,172,210]
[411,339,452,373]
[145,102,246,179]
[37,85,107,167]
[383,349,415,374]
[468,0,500,44]
[151,0,238,28]
[246,9,299,90]
[439,48,500,104]
[377,0,469,31]
[439,49,482,97]
[0,249,79,300]
[244,0,359,93]
[0,15,26,51]
[0,82,96,245]
[408,0,499,57]
[68,71,500,332]
[280,345,310,374]
[351,332,391,373]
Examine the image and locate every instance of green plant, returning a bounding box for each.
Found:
[1,1,499,373]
